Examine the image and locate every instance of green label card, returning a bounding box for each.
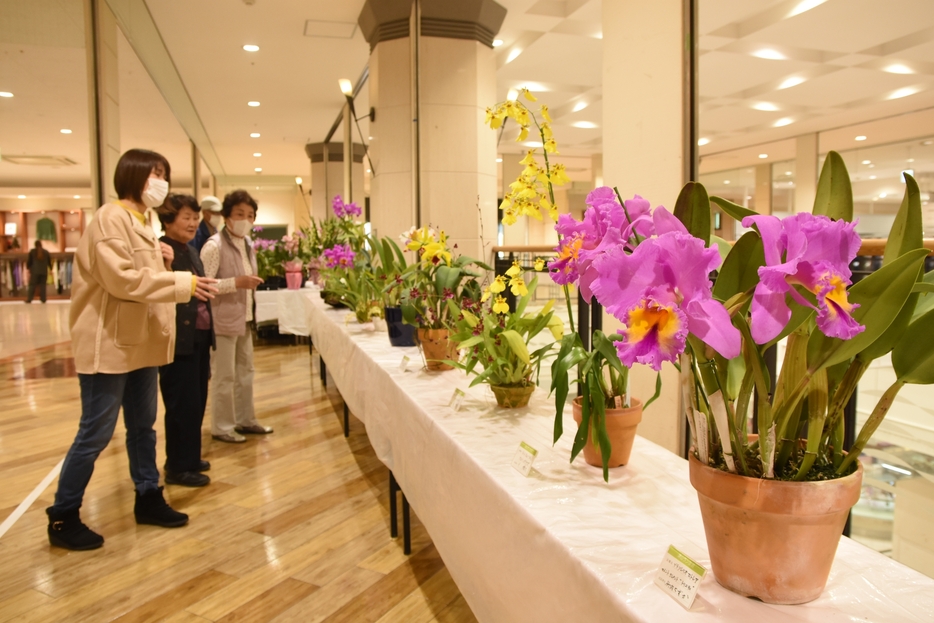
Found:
[511,441,538,476]
[654,545,706,610]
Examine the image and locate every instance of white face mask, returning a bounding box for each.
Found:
[141,177,169,209]
[229,219,252,237]
[210,213,223,228]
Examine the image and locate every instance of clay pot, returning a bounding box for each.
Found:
[417,328,457,371]
[491,384,535,408]
[689,453,863,604]
[572,396,642,468]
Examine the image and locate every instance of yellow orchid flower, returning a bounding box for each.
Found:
[541,123,553,140]
[534,257,545,271]
[549,163,570,186]
[509,275,528,296]
[521,88,537,102]
[421,241,451,266]
[492,296,510,314]
[519,150,536,166]
[502,210,518,226]
[540,104,552,123]
[506,261,522,277]
[490,275,507,293]
[515,107,531,127]
[481,285,492,303]
[516,126,529,142]
[544,138,558,154]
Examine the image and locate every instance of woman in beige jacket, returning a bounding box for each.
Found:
[46,149,217,551]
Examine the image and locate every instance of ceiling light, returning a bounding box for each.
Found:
[881,463,912,476]
[907,158,915,162]
[0,91,12,98]
[855,135,867,141]
[785,171,792,175]
[73,195,80,199]
[924,140,934,145]
[506,88,518,101]
[869,164,875,168]
[753,102,779,111]
[888,87,918,100]
[248,101,260,107]
[250,132,261,138]
[506,48,523,63]
[253,152,262,157]
[779,76,805,89]
[295,177,302,185]
[572,101,588,112]
[571,121,598,129]
[753,49,785,60]
[788,0,826,17]
[243,44,259,52]
[492,39,503,47]
[524,141,543,148]
[870,175,876,179]
[759,154,768,159]
[884,64,913,74]
[773,117,794,127]
[338,78,353,96]
[723,180,731,185]
[254,167,262,172]
[60,128,72,134]
[496,158,503,163]
[697,137,710,146]
[860,160,872,165]
[880,192,887,198]
[17,195,26,199]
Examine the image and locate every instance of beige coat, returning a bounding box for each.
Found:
[70,203,193,374]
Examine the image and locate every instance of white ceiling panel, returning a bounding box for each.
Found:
[699,52,815,97]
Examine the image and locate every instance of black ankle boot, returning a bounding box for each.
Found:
[134,487,188,527]
[46,507,104,550]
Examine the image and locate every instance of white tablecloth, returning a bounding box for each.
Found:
[254,288,314,336]
[304,286,934,623]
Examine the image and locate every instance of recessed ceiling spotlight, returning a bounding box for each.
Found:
[60,129,72,134]
[73,195,81,199]
[254,167,262,172]
[869,164,875,168]
[888,87,919,100]
[571,121,598,129]
[0,91,13,98]
[572,101,588,112]
[924,140,934,145]
[885,64,913,74]
[753,49,785,60]
[250,132,261,138]
[778,76,805,89]
[723,180,731,185]
[243,44,259,52]
[869,175,877,179]
[506,89,518,101]
[697,137,710,146]
[855,135,867,141]
[788,0,826,17]
[17,195,26,199]
[908,158,915,162]
[774,117,794,127]
[785,171,792,175]
[248,101,260,107]
[862,160,871,164]
[295,177,302,185]
[253,152,262,157]
[753,102,779,111]
[492,39,503,47]
[524,141,543,148]
[496,158,503,163]
[880,192,888,198]
[759,154,768,159]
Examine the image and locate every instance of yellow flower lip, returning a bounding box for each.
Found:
[492,295,510,314]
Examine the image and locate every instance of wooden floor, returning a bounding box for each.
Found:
[0,337,477,623]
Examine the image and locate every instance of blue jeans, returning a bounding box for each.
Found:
[52,367,161,512]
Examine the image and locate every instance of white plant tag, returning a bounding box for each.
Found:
[511,441,538,477]
[654,545,707,610]
[708,390,736,473]
[448,388,466,412]
[399,356,410,373]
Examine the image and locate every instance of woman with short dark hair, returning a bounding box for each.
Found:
[156,194,214,487]
[46,149,217,551]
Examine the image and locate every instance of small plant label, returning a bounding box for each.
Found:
[654,545,706,610]
[448,388,466,411]
[399,356,410,373]
[511,441,538,476]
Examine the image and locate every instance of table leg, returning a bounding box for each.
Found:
[343,402,349,437]
[402,493,411,555]
[320,356,327,387]
[389,472,398,539]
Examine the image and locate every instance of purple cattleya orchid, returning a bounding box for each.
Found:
[590,217,741,371]
[742,212,864,344]
[322,243,355,268]
[548,187,655,301]
[332,195,362,219]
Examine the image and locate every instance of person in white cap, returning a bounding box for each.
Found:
[191,195,223,252]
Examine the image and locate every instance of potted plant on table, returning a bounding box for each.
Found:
[448,268,564,408]
[399,226,488,370]
[368,234,415,346]
[318,195,367,304]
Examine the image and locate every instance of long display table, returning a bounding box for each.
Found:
[303,287,934,622]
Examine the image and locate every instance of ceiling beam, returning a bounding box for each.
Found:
[103,0,225,176]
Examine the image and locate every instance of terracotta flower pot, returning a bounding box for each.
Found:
[572,396,643,468]
[417,328,457,371]
[491,384,535,408]
[689,452,863,604]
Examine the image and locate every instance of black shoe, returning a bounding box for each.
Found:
[134,487,189,527]
[46,507,104,550]
[198,460,211,472]
[165,471,210,487]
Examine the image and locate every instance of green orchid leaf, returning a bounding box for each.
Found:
[710,195,758,222]
[673,181,711,247]
[812,151,853,221]
[912,269,934,320]
[501,330,530,365]
[808,248,929,370]
[913,283,934,293]
[893,308,934,384]
[713,231,765,302]
[643,372,663,410]
[884,173,923,266]
[456,336,484,350]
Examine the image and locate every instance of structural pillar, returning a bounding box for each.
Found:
[84,0,121,210]
[360,0,506,260]
[191,141,202,201]
[755,163,772,215]
[795,132,819,213]
[600,0,695,456]
[305,142,366,222]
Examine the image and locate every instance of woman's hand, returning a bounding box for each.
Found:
[194,276,218,302]
[160,242,174,270]
[235,275,264,290]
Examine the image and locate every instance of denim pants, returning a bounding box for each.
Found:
[52,367,161,512]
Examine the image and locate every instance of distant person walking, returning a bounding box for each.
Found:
[191,195,223,252]
[26,240,51,303]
